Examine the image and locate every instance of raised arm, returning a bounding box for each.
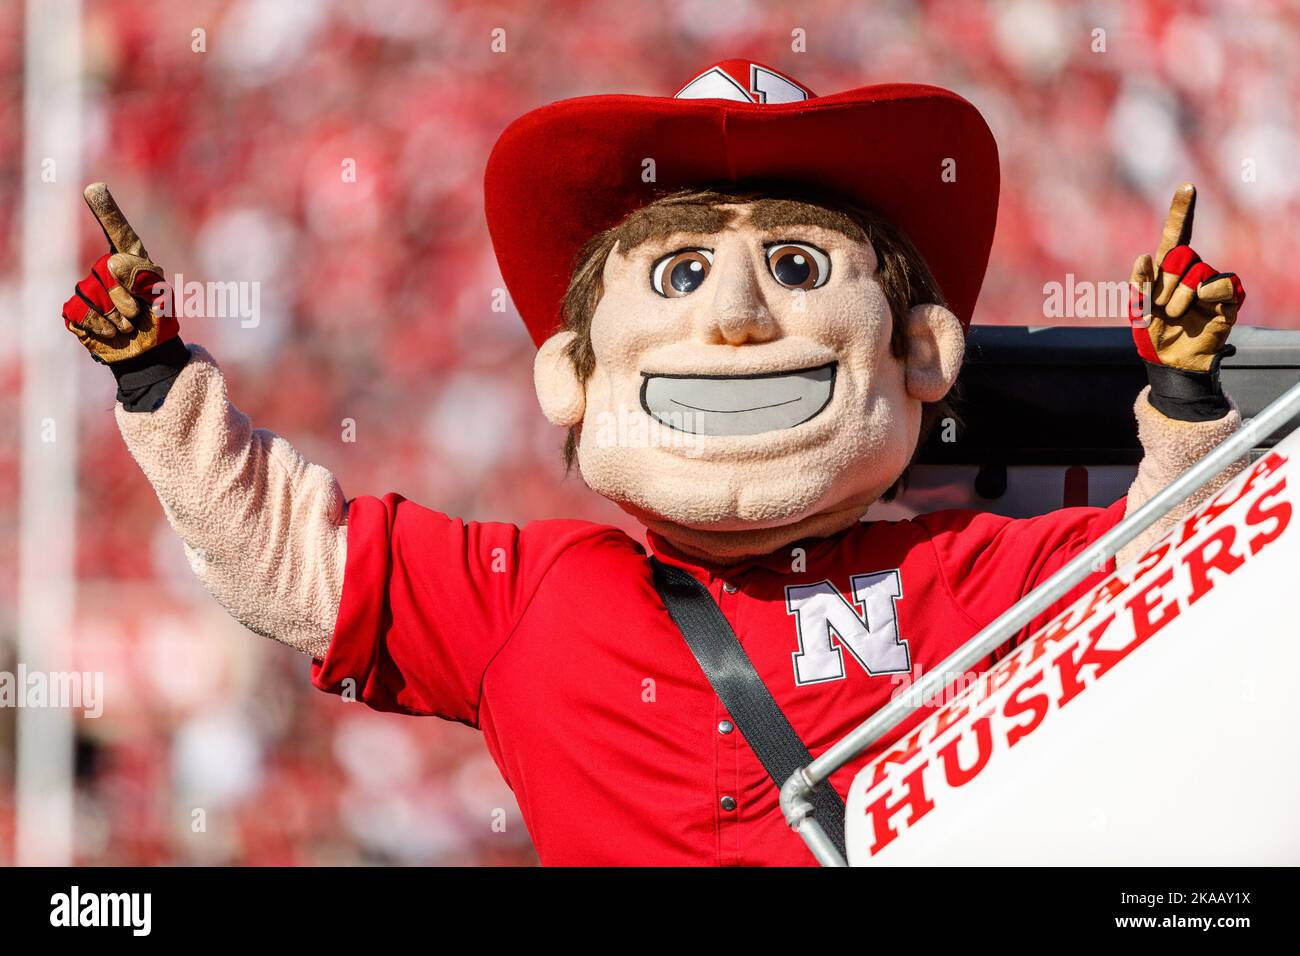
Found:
[62,184,345,656]
[1118,184,1247,565]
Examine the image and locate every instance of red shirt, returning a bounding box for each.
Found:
[312,494,1126,865]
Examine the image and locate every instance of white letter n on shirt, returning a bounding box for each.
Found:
[785,571,910,685]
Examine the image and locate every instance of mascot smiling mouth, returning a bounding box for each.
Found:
[640,362,837,437]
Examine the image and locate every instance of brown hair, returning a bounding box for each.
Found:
[557,184,958,500]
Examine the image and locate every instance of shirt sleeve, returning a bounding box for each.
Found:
[310,493,606,725]
[920,497,1129,642]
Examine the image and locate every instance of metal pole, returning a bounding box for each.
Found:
[783,379,1300,866]
[16,0,82,866]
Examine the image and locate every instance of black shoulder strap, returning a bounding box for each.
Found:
[649,556,846,858]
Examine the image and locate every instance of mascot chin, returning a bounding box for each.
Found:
[63,60,1245,866]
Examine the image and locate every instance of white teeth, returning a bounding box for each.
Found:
[640,363,836,437]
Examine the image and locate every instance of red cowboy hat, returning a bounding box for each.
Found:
[485,59,1000,346]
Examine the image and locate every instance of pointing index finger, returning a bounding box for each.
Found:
[83,182,149,259]
[1156,183,1196,266]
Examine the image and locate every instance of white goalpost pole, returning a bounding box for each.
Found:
[16,0,83,866]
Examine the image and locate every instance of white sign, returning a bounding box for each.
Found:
[846,430,1300,865]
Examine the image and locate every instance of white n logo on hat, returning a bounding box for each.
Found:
[674,62,811,104]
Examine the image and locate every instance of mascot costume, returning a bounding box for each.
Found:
[62,61,1246,865]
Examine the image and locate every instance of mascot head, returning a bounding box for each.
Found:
[486,61,999,561]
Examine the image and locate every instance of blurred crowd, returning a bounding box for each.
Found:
[0,0,1298,864]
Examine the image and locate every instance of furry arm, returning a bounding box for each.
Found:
[1116,387,1243,567]
[115,344,346,658]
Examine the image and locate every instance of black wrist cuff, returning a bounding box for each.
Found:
[111,337,191,413]
[1144,347,1233,422]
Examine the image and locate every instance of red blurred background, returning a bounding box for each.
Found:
[1,0,1297,864]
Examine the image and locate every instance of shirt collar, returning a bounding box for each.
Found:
[645,523,859,582]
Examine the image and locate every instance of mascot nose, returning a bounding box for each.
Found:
[707,261,776,345]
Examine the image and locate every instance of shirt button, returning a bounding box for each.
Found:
[718,720,734,734]
[720,796,737,811]
[722,582,738,593]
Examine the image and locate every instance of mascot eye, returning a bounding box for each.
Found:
[766,242,830,290]
[651,249,714,298]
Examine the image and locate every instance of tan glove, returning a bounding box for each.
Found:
[1128,184,1244,374]
[61,183,177,364]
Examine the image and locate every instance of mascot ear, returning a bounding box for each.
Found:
[534,330,586,427]
[902,303,964,403]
